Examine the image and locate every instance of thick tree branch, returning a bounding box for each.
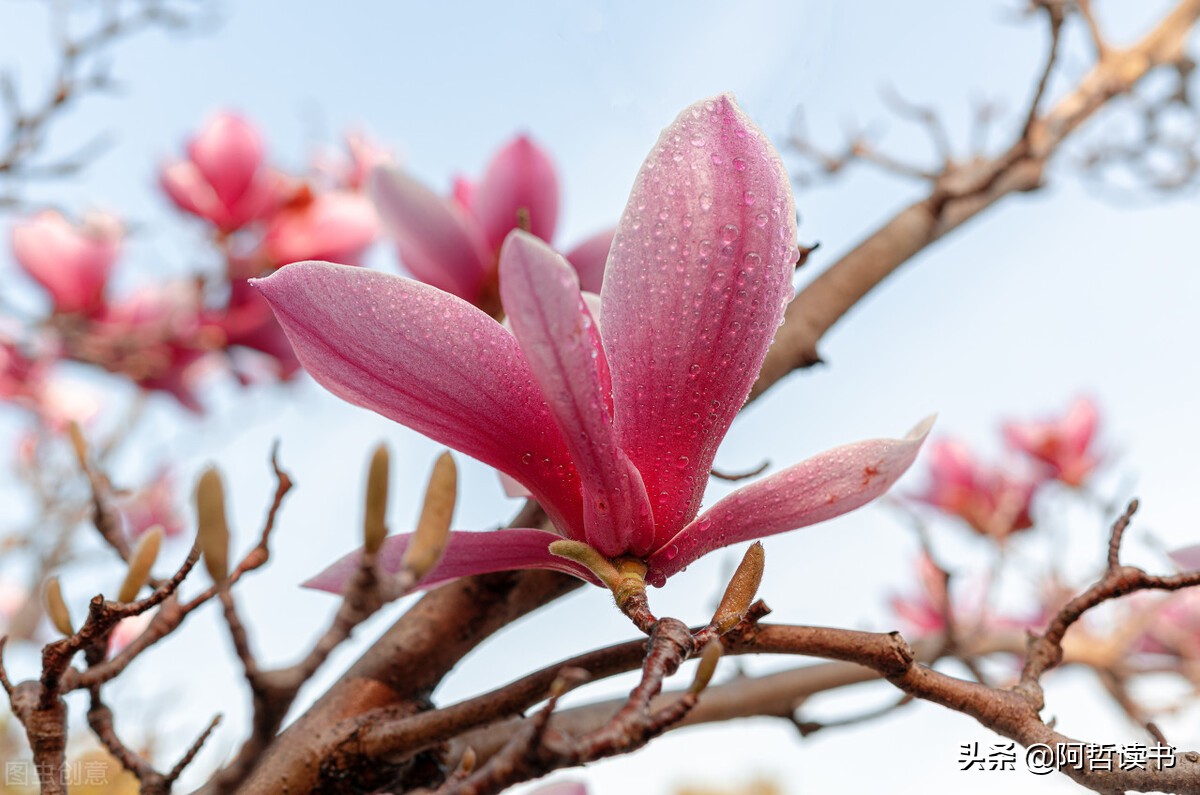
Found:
[751,0,1200,397]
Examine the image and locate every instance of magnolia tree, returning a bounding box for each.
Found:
[2,1,1200,794]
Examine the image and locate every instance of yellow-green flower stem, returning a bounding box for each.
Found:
[548,542,658,633]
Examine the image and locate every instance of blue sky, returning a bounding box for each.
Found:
[1,2,1198,793]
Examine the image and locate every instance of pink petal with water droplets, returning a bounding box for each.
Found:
[565,227,615,293]
[303,529,599,593]
[474,135,559,250]
[646,417,934,585]
[601,94,798,541]
[500,232,654,556]
[369,166,493,303]
[187,112,264,208]
[253,261,584,535]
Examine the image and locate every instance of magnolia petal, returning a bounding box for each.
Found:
[304,528,600,593]
[11,211,119,314]
[499,232,654,556]
[262,191,378,266]
[369,165,493,303]
[498,471,532,499]
[565,227,615,293]
[601,94,799,539]
[581,291,613,418]
[160,161,221,221]
[1170,544,1200,571]
[253,261,584,534]
[474,135,559,250]
[646,417,934,585]
[188,112,264,208]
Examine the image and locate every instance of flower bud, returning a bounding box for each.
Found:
[711,541,764,635]
[689,640,723,695]
[44,576,74,636]
[196,468,230,583]
[401,452,456,581]
[118,526,163,603]
[363,444,390,555]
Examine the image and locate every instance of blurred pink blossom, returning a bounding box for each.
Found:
[119,468,184,539]
[889,553,950,636]
[370,134,614,311]
[161,112,285,233]
[11,209,122,315]
[1004,397,1101,487]
[0,338,46,406]
[35,375,104,432]
[108,611,154,657]
[313,131,394,191]
[262,190,378,266]
[81,284,212,411]
[913,439,1038,540]
[205,279,301,380]
[0,580,28,635]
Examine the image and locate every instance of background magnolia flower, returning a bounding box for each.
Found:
[370,133,615,313]
[11,209,123,315]
[261,190,378,266]
[1003,396,1101,487]
[161,111,285,232]
[912,438,1037,540]
[256,94,930,592]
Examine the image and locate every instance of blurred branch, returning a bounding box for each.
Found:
[0,0,212,207]
[752,0,1200,396]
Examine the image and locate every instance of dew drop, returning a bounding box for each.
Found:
[699,193,713,212]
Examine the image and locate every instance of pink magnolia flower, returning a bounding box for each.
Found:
[119,468,184,539]
[1003,397,1101,487]
[11,210,122,315]
[528,784,588,795]
[0,579,28,636]
[0,337,45,406]
[205,279,301,380]
[160,112,285,233]
[889,554,950,636]
[81,285,212,411]
[913,439,1037,540]
[35,375,104,432]
[261,190,378,266]
[108,611,154,657]
[313,131,395,191]
[255,95,930,591]
[370,134,614,311]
